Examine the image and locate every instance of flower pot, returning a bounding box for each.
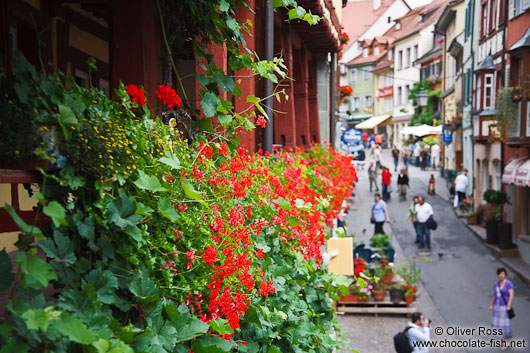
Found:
[380,271,394,286]
[358,296,370,303]
[512,93,522,102]
[372,290,386,302]
[340,294,359,302]
[404,293,415,304]
[389,288,405,303]
[498,223,515,249]
[486,220,499,244]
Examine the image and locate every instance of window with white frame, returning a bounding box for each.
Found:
[363,48,369,57]
[385,97,393,112]
[397,86,402,105]
[364,68,371,81]
[483,73,494,109]
[388,48,392,61]
[365,95,373,108]
[398,50,403,69]
[406,48,411,67]
[413,45,418,63]
[508,102,521,137]
[351,69,357,82]
[352,97,361,111]
[374,46,380,55]
[405,85,410,104]
[74,69,89,89]
[385,72,392,86]
[99,79,110,97]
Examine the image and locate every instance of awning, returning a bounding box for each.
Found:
[509,27,530,52]
[515,159,530,187]
[355,115,391,130]
[400,124,442,137]
[502,157,527,185]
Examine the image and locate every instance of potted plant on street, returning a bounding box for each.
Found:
[358,285,372,302]
[379,258,394,285]
[404,285,418,304]
[371,265,388,302]
[389,281,405,303]
[483,189,509,245]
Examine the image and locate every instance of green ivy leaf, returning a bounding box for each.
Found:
[126,226,143,243]
[192,336,233,353]
[201,92,220,118]
[194,117,214,133]
[3,204,43,238]
[158,198,180,222]
[218,114,233,126]
[209,319,234,335]
[274,197,293,210]
[38,230,76,265]
[181,181,205,205]
[43,201,68,227]
[158,152,182,170]
[246,94,260,104]
[0,250,15,291]
[129,269,159,302]
[134,170,167,192]
[106,193,142,229]
[21,307,61,331]
[52,314,97,344]
[77,217,98,251]
[219,0,230,11]
[59,166,85,190]
[57,104,79,139]
[16,252,57,289]
[86,269,118,305]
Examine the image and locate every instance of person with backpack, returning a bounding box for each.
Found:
[394,312,431,353]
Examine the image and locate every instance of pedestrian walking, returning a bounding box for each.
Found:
[381,166,392,201]
[374,145,382,169]
[392,145,400,172]
[407,312,432,353]
[431,144,441,169]
[454,169,468,208]
[368,161,379,192]
[420,148,428,171]
[427,174,435,195]
[402,146,410,170]
[397,167,409,201]
[407,196,420,244]
[413,144,421,166]
[413,197,434,249]
[370,193,390,235]
[490,267,514,349]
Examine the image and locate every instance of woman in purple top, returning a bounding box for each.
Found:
[489,267,514,346]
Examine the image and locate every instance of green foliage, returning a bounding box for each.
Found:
[483,189,509,205]
[396,264,421,287]
[422,136,439,146]
[496,88,518,127]
[369,233,391,248]
[409,80,441,126]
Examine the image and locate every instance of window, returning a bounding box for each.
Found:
[363,48,369,57]
[510,0,522,18]
[483,73,494,109]
[385,97,393,112]
[365,95,373,108]
[489,0,497,32]
[351,69,357,82]
[481,4,488,37]
[397,86,402,105]
[396,22,401,30]
[385,72,392,86]
[352,97,361,111]
[374,46,380,56]
[413,45,418,63]
[406,48,411,67]
[363,68,371,81]
[398,50,403,69]
[99,79,110,97]
[387,48,392,61]
[74,69,89,89]
[405,85,410,104]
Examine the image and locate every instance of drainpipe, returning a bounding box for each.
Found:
[500,0,508,223]
[264,0,274,152]
[330,52,337,147]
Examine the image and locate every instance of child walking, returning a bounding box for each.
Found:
[428,174,436,195]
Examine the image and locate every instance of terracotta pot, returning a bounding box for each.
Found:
[380,271,394,286]
[404,293,415,304]
[372,290,386,302]
[340,294,359,302]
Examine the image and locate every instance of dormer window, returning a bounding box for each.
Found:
[396,22,401,30]
[363,48,369,57]
[374,46,380,55]
[387,48,392,61]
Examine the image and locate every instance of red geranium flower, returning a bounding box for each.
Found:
[412,287,417,292]
[256,115,267,128]
[156,84,182,109]
[354,257,367,276]
[125,84,146,106]
[405,285,410,290]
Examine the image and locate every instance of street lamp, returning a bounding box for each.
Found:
[416,89,428,107]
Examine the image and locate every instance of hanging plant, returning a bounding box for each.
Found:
[496,87,519,128]
[340,32,350,45]
[340,85,353,96]
[511,86,522,102]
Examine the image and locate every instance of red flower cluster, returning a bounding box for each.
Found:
[340,32,350,45]
[340,85,353,96]
[156,84,182,109]
[256,115,267,128]
[126,84,146,106]
[259,281,275,297]
[354,258,367,276]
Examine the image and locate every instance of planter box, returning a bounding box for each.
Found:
[485,220,499,244]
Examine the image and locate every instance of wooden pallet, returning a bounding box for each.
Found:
[336,300,416,316]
